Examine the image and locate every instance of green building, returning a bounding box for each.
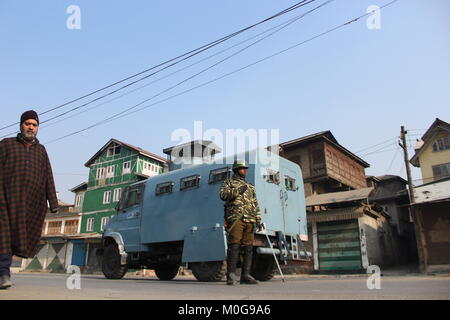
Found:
[79,138,168,234]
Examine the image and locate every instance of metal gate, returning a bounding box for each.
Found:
[317,220,362,271]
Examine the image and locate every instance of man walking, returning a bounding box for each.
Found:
[220,159,262,285]
[0,110,59,289]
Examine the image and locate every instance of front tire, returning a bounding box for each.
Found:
[191,261,226,282]
[155,263,180,281]
[102,243,128,279]
[251,254,275,281]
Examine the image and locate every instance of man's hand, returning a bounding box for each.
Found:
[238,185,248,194]
[256,221,264,232]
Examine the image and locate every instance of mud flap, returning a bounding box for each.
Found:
[182,225,227,263]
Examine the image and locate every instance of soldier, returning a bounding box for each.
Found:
[220,159,262,285]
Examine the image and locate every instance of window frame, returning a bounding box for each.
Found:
[113,188,122,202]
[180,174,201,191]
[103,190,111,204]
[264,169,280,185]
[284,175,298,191]
[155,181,174,196]
[118,184,145,210]
[86,217,95,232]
[208,167,231,184]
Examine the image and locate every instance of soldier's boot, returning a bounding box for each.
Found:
[226,243,240,285]
[240,246,258,285]
[0,275,12,290]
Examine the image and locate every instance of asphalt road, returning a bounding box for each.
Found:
[1,272,449,300]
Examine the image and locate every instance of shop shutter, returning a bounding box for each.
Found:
[317,220,362,271]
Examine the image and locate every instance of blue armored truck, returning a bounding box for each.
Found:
[98,148,308,282]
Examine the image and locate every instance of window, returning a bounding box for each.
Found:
[75,194,83,207]
[100,216,110,231]
[432,163,450,180]
[47,221,62,235]
[64,220,79,234]
[106,165,115,178]
[86,218,95,232]
[264,169,280,185]
[107,143,121,157]
[118,185,144,210]
[432,137,450,152]
[180,174,201,191]
[208,167,230,184]
[113,188,122,202]
[103,190,111,204]
[123,161,131,175]
[155,181,174,196]
[96,167,105,180]
[284,176,297,191]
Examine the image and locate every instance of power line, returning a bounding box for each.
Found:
[0,0,315,132]
[28,0,331,132]
[45,0,400,144]
[354,136,398,154]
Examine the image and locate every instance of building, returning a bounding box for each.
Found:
[367,175,418,265]
[410,118,450,273]
[278,131,414,273]
[279,131,369,197]
[59,139,169,272]
[410,118,450,184]
[79,139,168,235]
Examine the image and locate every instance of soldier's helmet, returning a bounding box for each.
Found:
[232,159,249,170]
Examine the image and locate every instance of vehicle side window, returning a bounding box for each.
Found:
[155,181,174,196]
[284,175,297,191]
[180,175,201,191]
[264,169,280,185]
[208,167,230,184]
[118,185,143,210]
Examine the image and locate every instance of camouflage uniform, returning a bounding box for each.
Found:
[220,175,261,246]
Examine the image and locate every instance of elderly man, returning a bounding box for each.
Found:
[0,110,59,289]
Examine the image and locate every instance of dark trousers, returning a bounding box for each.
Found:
[227,220,255,246]
[0,254,12,276]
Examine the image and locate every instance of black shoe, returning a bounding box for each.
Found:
[240,246,258,285]
[0,275,12,289]
[226,243,240,285]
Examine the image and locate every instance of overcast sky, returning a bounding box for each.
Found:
[1,0,449,202]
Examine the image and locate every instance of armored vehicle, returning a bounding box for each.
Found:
[98,149,308,282]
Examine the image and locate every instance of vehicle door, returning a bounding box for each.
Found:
[115,184,145,252]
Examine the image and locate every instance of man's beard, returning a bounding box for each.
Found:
[21,130,37,142]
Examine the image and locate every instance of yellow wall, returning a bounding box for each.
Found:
[418,131,450,183]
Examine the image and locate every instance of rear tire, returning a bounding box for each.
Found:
[102,243,128,279]
[155,264,180,281]
[191,261,226,282]
[251,254,275,281]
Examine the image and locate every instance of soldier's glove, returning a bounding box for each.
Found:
[238,185,248,194]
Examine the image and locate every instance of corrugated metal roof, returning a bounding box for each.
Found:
[307,206,365,223]
[306,187,374,206]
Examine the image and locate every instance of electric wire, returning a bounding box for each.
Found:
[33,0,328,131]
[0,0,315,132]
[44,0,400,144]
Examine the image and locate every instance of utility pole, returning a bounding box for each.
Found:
[399,125,427,272]
[399,126,415,204]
